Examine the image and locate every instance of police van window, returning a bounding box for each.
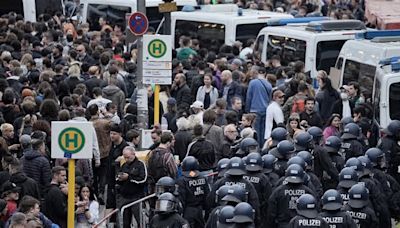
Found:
[335,57,343,70]
[342,59,375,92]
[87,4,131,31]
[373,79,380,123]
[389,82,400,121]
[266,35,306,66]
[236,23,265,44]
[175,20,225,50]
[316,40,347,73]
[147,7,163,31]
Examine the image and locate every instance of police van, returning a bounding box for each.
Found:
[170,4,293,48]
[0,0,63,22]
[334,31,400,92]
[79,0,197,30]
[332,30,400,129]
[255,19,367,79]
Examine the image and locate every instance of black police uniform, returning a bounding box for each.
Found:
[319,148,345,191]
[149,213,190,228]
[289,215,328,228]
[306,171,323,198]
[176,172,210,228]
[207,176,260,225]
[320,211,357,228]
[266,183,316,227]
[342,204,379,228]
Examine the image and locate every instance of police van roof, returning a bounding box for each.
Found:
[80,0,197,7]
[266,17,329,26]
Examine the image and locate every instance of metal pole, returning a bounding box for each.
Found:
[67,159,75,228]
[120,193,157,227]
[154,85,160,125]
[163,12,171,35]
[136,0,148,130]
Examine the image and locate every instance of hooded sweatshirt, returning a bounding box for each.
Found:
[102,85,125,117]
[10,172,41,199]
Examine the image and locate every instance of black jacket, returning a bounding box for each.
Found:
[299,110,323,128]
[150,213,189,228]
[320,210,357,228]
[44,184,67,228]
[116,157,147,198]
[84,77,106,98]
[289,215,329,228]
[20,149,51,195]
[187,137,216,171]
[174,129,192,161]
[342,204,378,228]
[9,172,41,199]
[171,84,192,114]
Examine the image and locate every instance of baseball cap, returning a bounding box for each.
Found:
[190,101,204,109]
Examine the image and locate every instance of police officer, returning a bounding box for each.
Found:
[378,120,400,184]
[149,192,190,228]
[269,140,296,177]
[297,151,323,198]
[176,156,210,228]
[243,152,272,226]
[231,202,256,228]
[294,132,313,152]
[307,126,324,180]
[237,138,259,158]
[263,127,288,154]
[288,194,328,228]
[342,184,379,228]
[154,176,183,215]
[206,184,247,228]
[216,205,235,228]
[356,156,392,228]
[320,189,357,228]
[340,123,365,160]
[266,164,316,227]
[318,136,345,191]
[262,154,280,188]
[208,157,260,225]
[337,167,359,205]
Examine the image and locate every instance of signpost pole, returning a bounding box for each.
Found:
[154,85,160,125]
[67,159,76,228]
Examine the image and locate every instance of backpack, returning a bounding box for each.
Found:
[291,95,307,114]
[147,148,169,184]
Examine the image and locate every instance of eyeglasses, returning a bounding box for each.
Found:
[278,95,285,99]
[76,49,84,53]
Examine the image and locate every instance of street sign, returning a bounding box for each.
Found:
[158,2,178,13]
[143,35,172,62]
[128,12,149,36]
[51,121,93,159]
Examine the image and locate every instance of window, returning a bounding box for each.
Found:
[342,59,375,93]
[389,82,400,121]
[235,23,266,44]
[335,57,343,70]
[87,4,131,31]
[373,78,380,123]
[266,35,306,66]
[175,20,225,50]
[316,40,347,74]
[147,7,163,31]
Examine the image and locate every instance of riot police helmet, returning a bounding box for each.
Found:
[341,123,360,140]
[217,205,235,226]
[324,136,342,153]
[156,176,178,196]
[231,202,255,224]
[155,192,177,214]
[217,158,231,178]
[221,184,248,204]
[338,167,358,189]
[273,140,295,160]
[341,116,354,126]
[296,194,318,218]
[357,156,373,176]
[322,189,343,211]
[345,157,363,176]
[181,156,200,177]
[237,138,259,156]
[245,152,263,172]
[348,183,369,209]
[297,151,313,170]
[365,148,385,168]
[216,185,231,204]
[307,126,323,143]
[262,154,277,174]
[226,157,247,176]
[287,156,306,170]
[294,131,313,151]
[285,164,305,184]
[270,127,288,147]
[382,120,400,137]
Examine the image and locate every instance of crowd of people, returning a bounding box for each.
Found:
[0,0,397,227]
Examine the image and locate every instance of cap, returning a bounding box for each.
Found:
[190,101,204,109]
[167,98,177,106]
[1,182,20,193]
[232,58,242,66]
[110,123,122,134]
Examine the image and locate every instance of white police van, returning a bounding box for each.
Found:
[334,30,400,92]
[373,57,400,129]
[0,0,63,22]
[170,4,293,48]
[79,0,197,30]
[256,19,367,79]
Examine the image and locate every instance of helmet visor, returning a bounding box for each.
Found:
[155,199,175,212]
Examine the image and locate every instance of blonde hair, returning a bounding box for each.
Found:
[68,64,81,77]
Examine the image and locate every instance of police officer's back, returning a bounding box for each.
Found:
[337,167,359,205]
[342,184,379,228]
[176,156,210,228]
[262,154,280,188]
[288,194,328,228]
[262,127,288,154]
[269,140,296,177]
[378,120,400,183]
[149,192,190,228]
[297,150,323,198]
[230,202,256,228]
[266,164,316,227]
[340,123,365,160]
[318,136,344,191]
[319,189,356,228]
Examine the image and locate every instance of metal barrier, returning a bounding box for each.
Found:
[119,193,157,228]
[92,208,119,228]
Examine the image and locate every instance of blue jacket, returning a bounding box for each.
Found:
[246,78,272,113]
[219,81,242,108]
